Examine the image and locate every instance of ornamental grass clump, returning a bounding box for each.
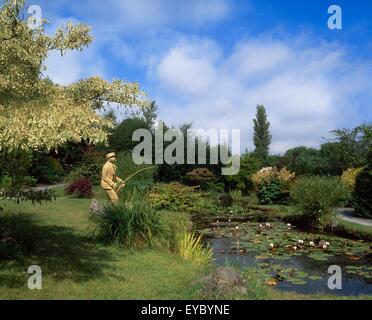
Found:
[176,231,213,265]
[92,200,169,248]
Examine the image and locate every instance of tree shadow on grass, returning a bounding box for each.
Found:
[0,213,115,289]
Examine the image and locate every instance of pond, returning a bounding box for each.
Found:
[197,217,372,296]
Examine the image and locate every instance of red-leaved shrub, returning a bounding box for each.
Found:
[65,178,93,198]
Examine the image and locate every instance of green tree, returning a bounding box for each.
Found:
[0,0,147,202]
[225,154,261,194]
[253,105,272,161]
[109,118,150,152]
[284,146,325,175]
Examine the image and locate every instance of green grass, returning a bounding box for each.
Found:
[0,193,370,300]
[0,195,207,300]
[335,218,372,241]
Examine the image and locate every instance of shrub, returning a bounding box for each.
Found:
[65,178,93,198]
[252,167,296,205]
[225,155,261,194]
[64,161,102,185]
[229,190,243,204]
[352,166,372,219]
[207,181,225,193]
[147,183,217,214]
[185,168,216,190]
[257,179,284,205]
[176,231,213,265]
[33,156,65,183]
[92,200,169,248]
[341,167,364,191]
[290,176,350,230]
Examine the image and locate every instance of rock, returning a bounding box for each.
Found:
[201,267,247,297]
[187,221,194,232]
[90,199,103,215]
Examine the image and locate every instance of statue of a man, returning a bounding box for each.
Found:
[101,152,125,204]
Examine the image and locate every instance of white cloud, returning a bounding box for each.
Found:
[38,0,231,38]
[37,1,371,154]
[150,36,372,154]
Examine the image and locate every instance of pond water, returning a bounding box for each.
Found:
[197,218,372,296]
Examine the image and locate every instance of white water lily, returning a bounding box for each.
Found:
[326,242,331,246]
[298,240,304,244]
[293,246,297,251]
[309,241,315,246]
[322,245,328,249]
[287,223,291,227]
[269,243,274,248]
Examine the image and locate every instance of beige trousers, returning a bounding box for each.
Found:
[105,189,119,204]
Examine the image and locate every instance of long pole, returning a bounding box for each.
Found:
[116,166,156,193]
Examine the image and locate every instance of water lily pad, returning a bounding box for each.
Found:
[308,253,331,261]
[288,278,307,285]
[255,255,270,260]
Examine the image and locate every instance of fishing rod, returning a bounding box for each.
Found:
[116,166,156,193]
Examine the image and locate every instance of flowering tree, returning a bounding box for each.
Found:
[0,0,148,201]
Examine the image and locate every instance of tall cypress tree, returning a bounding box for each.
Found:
[253,105,272,160]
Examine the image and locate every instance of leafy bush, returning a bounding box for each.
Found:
[64,160,102,185]
[176,231,213,265]
[33,156,65,183]
[257,179,285,205]
[225,155,261,194]
[341,167,364,191]
[185,168,216,190]
[147,183,218,214]
[207,181,225,193]
[290,176,350,230]
[252,167,296,205]
[229,190,243,204]
[92,200,169,248]
[352,165,372,218]
[65,178,93,198]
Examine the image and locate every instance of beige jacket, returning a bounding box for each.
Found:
[101,161,123,190]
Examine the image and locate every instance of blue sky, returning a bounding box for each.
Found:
[32,0,372,154]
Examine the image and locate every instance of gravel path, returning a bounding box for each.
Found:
[31,183,66,192]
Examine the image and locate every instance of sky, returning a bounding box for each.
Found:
[31,0,372,154]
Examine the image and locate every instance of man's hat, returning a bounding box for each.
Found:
[106,152,116,160]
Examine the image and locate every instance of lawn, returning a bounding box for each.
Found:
[0,193,370,300]
[0,195,206,300]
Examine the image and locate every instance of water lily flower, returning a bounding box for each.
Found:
[309,241,315,246]
[293,246,297,251]
[266,223,271,227]
[298,240,304,244]
[325,242,331,246]
[322,245,328,249]
[235,226,239,230]
[287,223,291,227]
[259,224,263,227]
[230,211,234,213]
[269,243,274,248]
